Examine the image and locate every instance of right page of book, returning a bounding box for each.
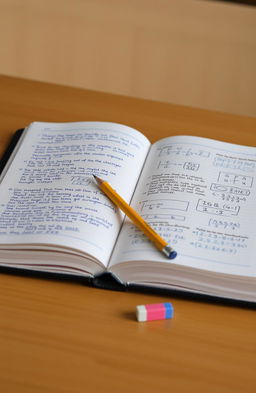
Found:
[110,135,256,280]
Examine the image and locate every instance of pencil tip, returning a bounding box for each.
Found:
[93,175,103,185]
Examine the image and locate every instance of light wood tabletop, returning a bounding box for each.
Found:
[0,75,255,393]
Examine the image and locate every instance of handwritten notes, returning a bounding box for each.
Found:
[110,136,256,277]
[0,122,150,265]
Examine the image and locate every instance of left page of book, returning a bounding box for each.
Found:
[0,122,150,276]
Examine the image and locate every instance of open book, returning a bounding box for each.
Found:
[0,122,255,302]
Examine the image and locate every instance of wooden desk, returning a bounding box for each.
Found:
[0,75,255,393]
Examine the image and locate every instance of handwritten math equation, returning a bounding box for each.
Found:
[157,160,200,171]
[208,218,240,231]
[139,198,189,212]
[190,229,248,255]
[157,145,210,158]
[128,224,186,246]
[213,154,256,173]
[196,199,240,217]
[217,171,253,188]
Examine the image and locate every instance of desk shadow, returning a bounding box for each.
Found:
[121,311,137,321]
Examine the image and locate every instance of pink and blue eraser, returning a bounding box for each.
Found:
[136,302,174,322]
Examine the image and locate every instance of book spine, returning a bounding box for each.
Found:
[93,272,127,291]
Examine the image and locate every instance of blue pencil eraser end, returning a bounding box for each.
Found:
[169,251,177,260]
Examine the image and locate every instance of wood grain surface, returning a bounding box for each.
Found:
[0,75,255,393]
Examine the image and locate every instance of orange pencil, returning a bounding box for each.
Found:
[93,175,177,259]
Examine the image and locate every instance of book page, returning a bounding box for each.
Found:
[110,135,256,278]
[0,122,150,268]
